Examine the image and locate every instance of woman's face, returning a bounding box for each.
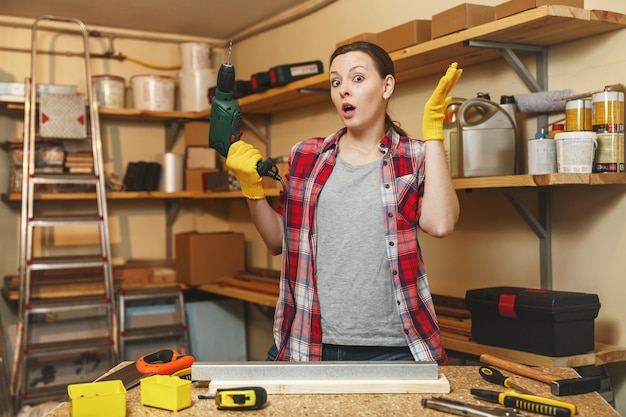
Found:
[329,51,392,133]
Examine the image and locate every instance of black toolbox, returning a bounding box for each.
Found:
[465,287,600,357]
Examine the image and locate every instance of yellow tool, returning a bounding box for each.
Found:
[199,386,267,410]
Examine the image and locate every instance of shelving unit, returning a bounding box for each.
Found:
[1,5,625,288]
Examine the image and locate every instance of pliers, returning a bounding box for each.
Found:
[422,396,527,417]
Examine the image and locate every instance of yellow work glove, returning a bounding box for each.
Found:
[226,140,265,199]
[422,62,463,141]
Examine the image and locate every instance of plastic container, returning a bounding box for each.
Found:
[465,286,600,356]
[92,75,125,108]
[131,75,176,111]
[178,68,217,112]
[527,132,556,175]
[68,380,126,417]
[554,131,597,173]
[455,98,517,177]
[140,374,192,411]
[179,41,212,70]
[548,123,564,139]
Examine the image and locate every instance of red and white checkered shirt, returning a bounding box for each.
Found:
[273,127,447,364]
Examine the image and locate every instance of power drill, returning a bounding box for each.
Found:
[208,41,279,180]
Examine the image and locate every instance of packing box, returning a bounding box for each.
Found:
[186,146,218,170]
[184,121,209,147]
[175,231,245,285]
[495,0,584,20]
[336,33,378,49]
[431,3,495,39]
[376,20,432,53]
[465,286,600,356]
[185,168,218,192]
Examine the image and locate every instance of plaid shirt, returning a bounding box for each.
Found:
[274,127,447,364]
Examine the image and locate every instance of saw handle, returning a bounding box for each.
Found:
[480,354,559,384]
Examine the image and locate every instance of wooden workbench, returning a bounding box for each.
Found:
[45,365,617,416]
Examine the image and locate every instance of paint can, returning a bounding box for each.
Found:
[554,131,597,173]
[131,75,176,111]
[527,133,557,175]
[594,132,624,173]
[565,98,592,131]
[92,75,125,108]
[592,90,624,133]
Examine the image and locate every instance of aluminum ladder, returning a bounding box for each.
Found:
[118,286,190,361]
[11,15,117,408]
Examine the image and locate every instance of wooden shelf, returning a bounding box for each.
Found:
[238,6,626,115]
[3,173,625,202]
[1,188,282,202]
[0,101,211,122]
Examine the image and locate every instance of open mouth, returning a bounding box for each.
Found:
[342,103,355,113]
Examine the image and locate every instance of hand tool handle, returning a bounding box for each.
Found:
[480,354,559,384]
[502,395,571,417]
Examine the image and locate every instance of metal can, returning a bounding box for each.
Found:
[592,90,624,133]
[565,98,592,131]
[594,132,624,173]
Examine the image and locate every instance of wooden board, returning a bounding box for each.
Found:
[207,375,450,395]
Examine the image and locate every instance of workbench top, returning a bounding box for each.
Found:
[45,365,616,416]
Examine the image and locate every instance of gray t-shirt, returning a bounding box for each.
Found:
[315,155,406,346]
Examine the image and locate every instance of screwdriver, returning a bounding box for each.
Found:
[479,365,534,395]
[471,388,577,417]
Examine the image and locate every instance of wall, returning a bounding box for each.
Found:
[1,0,626,411]
[230,0,626,411]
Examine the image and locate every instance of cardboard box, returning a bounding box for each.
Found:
[336,33,378,49]
[184,121,210,147]
[495,0,584,19]
[186,146,217,169]
[431,3,495,39]
[175,231,245,285]
[376,20,432,53]
[465,286,600,356]
[203,170,237,191]
[185,168,218,192]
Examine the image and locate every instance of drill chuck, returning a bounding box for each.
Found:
[216,63,235,92]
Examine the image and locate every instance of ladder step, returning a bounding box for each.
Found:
[24,337,114,358]
[30,173,99,185]
[28,255,108,271]
[119,287,183,302]
[121,325,187,342]
[26,296,111,314]
[28,214,104,227]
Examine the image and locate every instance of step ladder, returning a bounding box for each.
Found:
[118,287,189,361]
[0,313,14,417]
[11,15,117,408]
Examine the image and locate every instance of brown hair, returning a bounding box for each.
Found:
[330,41,408,137]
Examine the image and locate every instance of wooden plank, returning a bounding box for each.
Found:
[198,282,278,308]
[207,375,450,395]
[441,333,598,368]
[593,343,626,365]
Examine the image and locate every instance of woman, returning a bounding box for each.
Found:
[226,41,461,364]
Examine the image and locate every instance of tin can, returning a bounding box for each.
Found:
[565,98,592,131]
[592,91,624,133]
[92,75,125,109]
[594,132,624,173]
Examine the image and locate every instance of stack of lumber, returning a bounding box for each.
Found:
[1,263,178,302]
[432,294,472,342]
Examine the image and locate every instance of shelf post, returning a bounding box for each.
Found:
[464,40,549,133]
[503,189,552,289]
